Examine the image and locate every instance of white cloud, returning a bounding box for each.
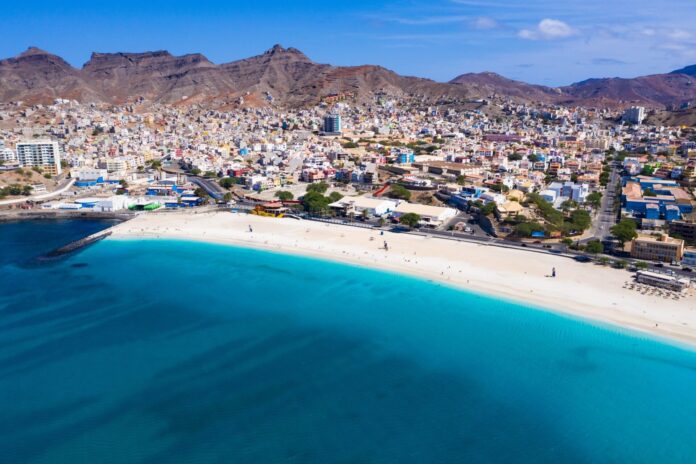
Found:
[473,17,499,30]
[667,29,692,40]
[519,18,577,40]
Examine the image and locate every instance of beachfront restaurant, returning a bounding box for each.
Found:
[635,270,690,292]
[328,197,397,217]
[391,202,457,227]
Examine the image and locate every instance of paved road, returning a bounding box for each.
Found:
[189,176,227,200]
[585,161,620,242]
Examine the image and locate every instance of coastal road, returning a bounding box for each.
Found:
[0,178,75,206]
[189,176,226,201]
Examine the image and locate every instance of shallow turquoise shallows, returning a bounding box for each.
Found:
[2,220,696,464]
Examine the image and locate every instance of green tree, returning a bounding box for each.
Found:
[119,179,129,188]
[223,192,233,203]
[399,213,421,228]
[302,191,329,214]
[328,191,343,202]
[194,187,208,198]
[561,199,578,211]
[586,192,602,208]
[585,240,604,254]
[219,177,236,189]
[190,168,202,176]
[515,221,545,237]
[569,209,591,231]
[479,201,497,216]
[387,184,411,200]
[275,190,294,201]
[611,219,638,249]
[306,182,329,194]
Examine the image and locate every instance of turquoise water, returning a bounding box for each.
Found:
[2,221,696,463]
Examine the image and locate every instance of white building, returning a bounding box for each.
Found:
[74,168,108,181]
[392,202,457,227]
[104,158,128,173]
[0,141,16,162]
[95,195,133,212]
[547,181,589,204]
[539,189,557,204]
[16,141,62,175]
[329,196,397,217]
[623,106,646,125]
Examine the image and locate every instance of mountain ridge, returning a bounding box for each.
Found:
[1,46,694,109]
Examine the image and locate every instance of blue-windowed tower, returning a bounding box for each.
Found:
[322,114,342,135]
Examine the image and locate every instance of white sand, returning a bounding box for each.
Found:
[110,210,696,348]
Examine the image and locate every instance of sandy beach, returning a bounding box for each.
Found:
[110,210,696,348]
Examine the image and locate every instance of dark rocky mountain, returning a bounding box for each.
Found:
[82,50,235,103]
[451,70,696,108]
[0,45,470,107]
[449,72,561,102]
[0,45,694,109]
[671,65,696,77]
[559,73,696,107]
[0,47,99,103]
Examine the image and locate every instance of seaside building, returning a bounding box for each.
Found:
[329,197,397,217]
[16,140,62,175]
[392,202,457,227]
[630,234,684,263]
[635,270,690,292]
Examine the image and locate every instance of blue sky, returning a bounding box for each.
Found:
[1,0,694,86]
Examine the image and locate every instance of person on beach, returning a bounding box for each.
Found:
[248,225,253,233]
[552,267,556,278]
[384,241,389,251]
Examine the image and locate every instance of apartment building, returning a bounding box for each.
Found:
[630,234,684,263]
[16,141,62,175]
[669,220,696,245]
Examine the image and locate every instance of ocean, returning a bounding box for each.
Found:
[1,219,696,463]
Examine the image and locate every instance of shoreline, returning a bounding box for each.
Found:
[0,209,134,223]
[108,210,696,350]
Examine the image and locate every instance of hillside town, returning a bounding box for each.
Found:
[1,96,695,288]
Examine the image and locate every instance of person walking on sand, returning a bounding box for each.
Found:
[552,267,556,278]
[248,225,253,233]
[384,241,389,251]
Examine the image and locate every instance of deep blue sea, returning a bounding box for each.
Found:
[2,219,696,464]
